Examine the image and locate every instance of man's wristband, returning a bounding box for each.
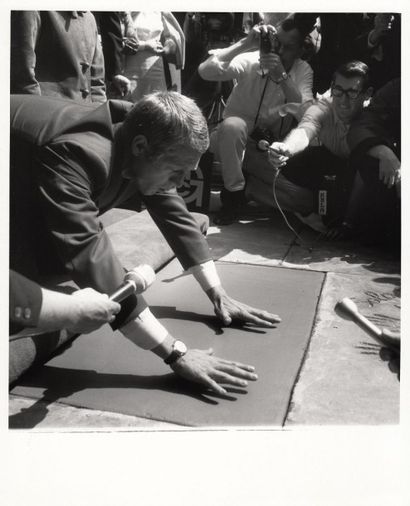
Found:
[120,307,168,350]
[189,260,221,292]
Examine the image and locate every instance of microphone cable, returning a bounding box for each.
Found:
[271,166,333,253]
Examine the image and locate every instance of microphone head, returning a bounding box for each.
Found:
[257,139,270,152]
[125,265,156,292]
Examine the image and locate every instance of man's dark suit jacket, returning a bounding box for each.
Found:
[10,94,211,327]
[348,78,401,160]
[9,270,43,334]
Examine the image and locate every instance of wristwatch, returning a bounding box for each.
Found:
[164,340,188,365]
[275,71,289,84]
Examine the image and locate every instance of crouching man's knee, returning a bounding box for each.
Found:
[217,116,248,145]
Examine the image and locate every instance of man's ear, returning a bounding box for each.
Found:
[131,135,149,156]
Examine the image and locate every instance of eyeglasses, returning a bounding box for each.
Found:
[331,85,362,100]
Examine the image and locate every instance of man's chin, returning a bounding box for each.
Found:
[336,109,353,122]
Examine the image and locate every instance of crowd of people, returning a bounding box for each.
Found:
[9,11,401,390]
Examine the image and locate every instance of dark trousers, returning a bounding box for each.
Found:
[349,154,400,247]
[280,146,355,225]
[281,145,353,190]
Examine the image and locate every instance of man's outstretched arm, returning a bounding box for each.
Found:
[144,190,281,327]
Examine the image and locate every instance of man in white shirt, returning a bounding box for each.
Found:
[268,60,373,236]
[199,16,313,224]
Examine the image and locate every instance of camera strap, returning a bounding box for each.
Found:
[253,76,288,141]
[253,75,271,129]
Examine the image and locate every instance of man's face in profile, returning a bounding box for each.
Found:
[275,26,303,70]
[122,142,201,196]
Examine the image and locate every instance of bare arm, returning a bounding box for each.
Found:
[268,127,311,169]
[198,24,268,81]
[367,144,401,188]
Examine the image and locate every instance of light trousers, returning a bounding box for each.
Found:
[210,116,250,192]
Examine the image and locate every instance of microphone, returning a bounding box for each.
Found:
[257,139,270,152]
[109,264,156,303]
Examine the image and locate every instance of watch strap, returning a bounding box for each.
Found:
[274,71,289,84]
[164,341,187,365]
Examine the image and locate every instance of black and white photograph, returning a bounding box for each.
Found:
[2,3,408,506]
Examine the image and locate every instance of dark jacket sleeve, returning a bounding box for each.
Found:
[9,270,43,333]
[34,141,145,328]
[95,11,124,80]
[347,79,401,158]
[143,189,212,270]
[10,11,42,95]
[88,13,107,103]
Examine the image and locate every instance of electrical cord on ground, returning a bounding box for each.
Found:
[271,169,336,252]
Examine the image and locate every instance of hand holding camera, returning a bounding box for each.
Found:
[242,23,275,52]
[258,25,286,81]
[259,52,286,80]
[259,24,280,55]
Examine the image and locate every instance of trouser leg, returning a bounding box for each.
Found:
[210,117,249,224]
[352,154,400,246]
[281,146,352,224]
[214,116,248,192]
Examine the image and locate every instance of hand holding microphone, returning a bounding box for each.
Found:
[68,264,156,333]
[268,141,290,170]
[109,264,156,303]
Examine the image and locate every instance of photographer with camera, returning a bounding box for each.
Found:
[198,15,314,225]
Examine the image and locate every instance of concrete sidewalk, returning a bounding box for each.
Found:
[9,203,400,428]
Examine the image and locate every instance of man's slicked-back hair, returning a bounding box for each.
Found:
[332,60,371,90]
[279,15,312,46]
[122,91,209,155]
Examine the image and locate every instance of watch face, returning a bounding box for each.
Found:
[174,340,187,354]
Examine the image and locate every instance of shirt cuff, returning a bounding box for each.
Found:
[188,260,221,292]
[119,307,168,350]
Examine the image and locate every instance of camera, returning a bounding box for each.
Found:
[259,28,280,55]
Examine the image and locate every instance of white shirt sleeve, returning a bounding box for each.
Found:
[198,50,257,82]
[119,260,222,349]
[120,307,168,350]
[292,59,314,103]
[297,98,329,141]
[188,260,221,292]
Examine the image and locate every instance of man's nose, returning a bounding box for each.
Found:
[340,93,350,105]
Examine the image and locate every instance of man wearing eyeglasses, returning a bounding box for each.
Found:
[267,60,373,234]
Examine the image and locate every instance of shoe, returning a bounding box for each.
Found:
[295,212,328,233]
[213,189,247,226]
[213,206,238,225]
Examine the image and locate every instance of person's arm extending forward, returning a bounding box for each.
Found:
[10,271,120,335]
[198,24,266,81]
[268,100,325,169]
